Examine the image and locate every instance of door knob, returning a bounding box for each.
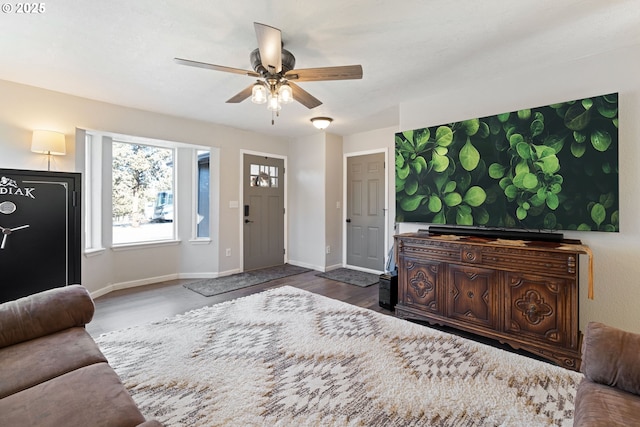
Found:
[346,218,351,223]
[244,219,254,224]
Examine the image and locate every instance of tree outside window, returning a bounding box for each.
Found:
[112,142,174,244]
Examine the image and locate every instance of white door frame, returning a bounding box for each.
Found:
[342,148,389,274]
[239,149,288,272]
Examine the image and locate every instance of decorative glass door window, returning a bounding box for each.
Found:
[250,163,279,188]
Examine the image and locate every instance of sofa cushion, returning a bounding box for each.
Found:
[0,327,107,399]
[0,362,147,427]
[581,321,640,396]
[573,379,640,427]
[0,285,94,348]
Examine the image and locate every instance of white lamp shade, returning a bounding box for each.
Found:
[267,94,281,111]
[31,130,66,155]
[251,83,267,104]
[278,83,293,104]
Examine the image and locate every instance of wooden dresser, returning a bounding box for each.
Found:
[395,232,583,370]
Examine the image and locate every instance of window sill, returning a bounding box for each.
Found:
[189,238,212,245]
[84,248,106,258]
[111,240,181,251]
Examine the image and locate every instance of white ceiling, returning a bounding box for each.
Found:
[1,0,638,138]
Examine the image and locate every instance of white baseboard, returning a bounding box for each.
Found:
[90,273,178,299]
[287,260,323,272]
[89,264,320,299]
[324,263,343,272]
[212,268,242,277]
[177,272,219,279]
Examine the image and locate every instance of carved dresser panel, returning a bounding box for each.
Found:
[395,232,583,370]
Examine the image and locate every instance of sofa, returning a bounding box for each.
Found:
[0,285,162,427]
[574,321,640,426]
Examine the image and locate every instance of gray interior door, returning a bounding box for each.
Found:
[243,154,285,271]
[346,153,385,271]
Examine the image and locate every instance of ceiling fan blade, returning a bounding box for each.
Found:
[254,22,282,74]
[174,58,259,77]
[226,84,254,103]
[285,65,363,82]
[289,82,322,109]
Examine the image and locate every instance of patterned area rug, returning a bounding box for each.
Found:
[183,264,311,296]
[96,286,583,426]
[316,268,380,287]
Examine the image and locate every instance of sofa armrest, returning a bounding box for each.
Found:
[0,285,94,349]
[582,321,640,396]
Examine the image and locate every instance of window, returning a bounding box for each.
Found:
[112,141,174,245]
[84,133,94,249]
[250,163,279,187]
[196,150,210,238]
[84,132,103,252]
[83,131,212,249]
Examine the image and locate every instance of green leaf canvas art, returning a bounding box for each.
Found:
[395,93,619,232]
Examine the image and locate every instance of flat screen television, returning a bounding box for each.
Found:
[395,93,619,235]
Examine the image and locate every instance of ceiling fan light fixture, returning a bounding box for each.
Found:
[175,23,363,125]
[311,117,333,130]
[251,82,267,104]
[267,93,282,112]
[278,82,293,104]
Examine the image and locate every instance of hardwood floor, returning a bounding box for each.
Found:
[87,269,551,365]
[87,270,393,338]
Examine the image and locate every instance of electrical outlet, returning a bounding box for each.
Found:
[225,248,231,257]
[326,245,331,254]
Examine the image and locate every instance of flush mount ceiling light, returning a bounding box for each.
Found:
[310,117,333,130]
[174,22,363,125]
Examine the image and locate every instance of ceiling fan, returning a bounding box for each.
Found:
[174,22,363,124]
